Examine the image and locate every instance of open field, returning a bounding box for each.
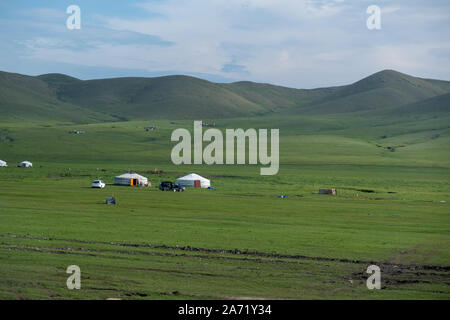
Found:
[1,0,449,302]
[1,113,449,299]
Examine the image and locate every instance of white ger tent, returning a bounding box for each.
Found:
[114,173,150,187]
[0,160,7,167]
[176,173,210,188]
[18,161,33,168]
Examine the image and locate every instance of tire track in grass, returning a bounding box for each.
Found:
[2,233,450,272]
[2,238,448,296]
[0,241,310,266]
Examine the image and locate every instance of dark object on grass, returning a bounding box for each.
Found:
[279,195,288,198]
[69,130,85,134]
[358,189,375,193]
[106,197,116,205]
[159,181,185,192]
[386,146,395,152]
[148,168,163,174]
[319,188,337,196]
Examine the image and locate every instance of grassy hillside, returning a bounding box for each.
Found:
[1,69,449,123]
[53,75,270,120]
[52,76,337,119]
[223,81,339,111]
[291,70,450,114]
[385,92,450,115]
[0,72,115,123]
[37,73,82,89]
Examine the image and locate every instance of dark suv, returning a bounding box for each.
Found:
[159,181,185,192]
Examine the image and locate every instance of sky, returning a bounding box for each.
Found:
[0,0,449,88]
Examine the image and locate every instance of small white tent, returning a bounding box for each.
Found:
[114,173,150,187]
[18,161,32,168]
[176,173,210,188]
[0,160,7,167]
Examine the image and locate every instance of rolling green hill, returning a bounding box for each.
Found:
[52,75,269,119]
[385,91,450,116]
[291,70,450,114]
[0,69,449,123]
[37,73,82,89]
[51,75,337,119]
[0,71,115,123]
[223,81,340,111]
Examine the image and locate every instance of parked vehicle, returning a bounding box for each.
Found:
[92,180,106,189]
[159,181,185,192]
[18,161,33,168]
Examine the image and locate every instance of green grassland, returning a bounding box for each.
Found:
[0,111,449,299]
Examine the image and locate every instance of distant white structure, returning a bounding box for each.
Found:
[18,161,33,168]
[176,173,210,188]
[114,173,150,187]
[0,160,7,167]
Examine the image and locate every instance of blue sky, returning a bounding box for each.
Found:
[0,0,449,88]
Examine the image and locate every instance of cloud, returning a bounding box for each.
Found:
[1,0,449,87]
[221,62,249,74]
[93,0,350,84]
[19,7,66,21]
[382,6,401,15]
[20,26,173,50]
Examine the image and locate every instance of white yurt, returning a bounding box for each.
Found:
[114,173,150,187]
[18,161,33,168]
[0,160,7,167]
[176,173,210,188]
